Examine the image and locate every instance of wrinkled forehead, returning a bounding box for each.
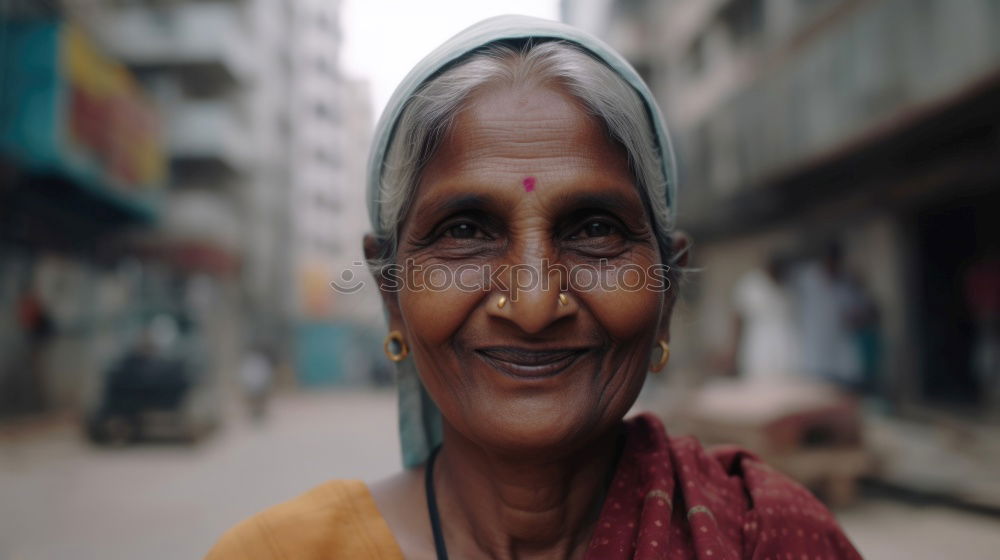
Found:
[417,82,635,198]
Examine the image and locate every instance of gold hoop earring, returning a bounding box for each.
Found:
[650,340,670,373]
[383,330,409,362]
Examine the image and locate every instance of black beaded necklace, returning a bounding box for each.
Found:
[425,445,449,560]
[423,433,626,560]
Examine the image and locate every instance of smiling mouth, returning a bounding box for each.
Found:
[475,347,589,379]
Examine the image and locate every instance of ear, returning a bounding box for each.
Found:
[668,230,691,269]
[655,231,692,344]
[363,234,404,331]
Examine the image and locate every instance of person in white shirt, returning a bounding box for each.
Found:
[731,254,801,383]
[793,243,864,387]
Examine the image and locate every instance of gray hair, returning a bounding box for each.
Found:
[370,39,676,271]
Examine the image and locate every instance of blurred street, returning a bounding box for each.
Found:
[0,390,401,560]
[2,389,999,560]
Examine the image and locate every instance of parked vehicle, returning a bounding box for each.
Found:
[86,313,217,444]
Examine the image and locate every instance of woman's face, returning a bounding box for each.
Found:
[383,83,670,456]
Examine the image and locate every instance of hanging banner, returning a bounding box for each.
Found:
[0,20,164,221]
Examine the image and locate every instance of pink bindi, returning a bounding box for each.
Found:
[522,176,536,192]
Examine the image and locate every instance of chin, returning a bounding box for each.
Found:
[457,391,623,459]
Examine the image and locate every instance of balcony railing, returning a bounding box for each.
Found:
[163,98,252,175]
[89,2,253,86]
[678,0,1000,212]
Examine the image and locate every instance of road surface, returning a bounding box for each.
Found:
[2,390,998,559]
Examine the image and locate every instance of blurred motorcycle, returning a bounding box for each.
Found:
[86,313,217,445]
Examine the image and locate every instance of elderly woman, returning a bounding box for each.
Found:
[207,16,861,560]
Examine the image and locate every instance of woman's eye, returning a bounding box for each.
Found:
[444,223,480,239]
[575,220,616,238]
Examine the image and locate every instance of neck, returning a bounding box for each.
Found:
[433,423,623,560]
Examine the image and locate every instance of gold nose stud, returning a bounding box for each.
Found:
[497,295,507,309]
[558,293,569,306]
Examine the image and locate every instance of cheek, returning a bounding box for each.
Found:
[398,274,481,348]
[579,266,663,340]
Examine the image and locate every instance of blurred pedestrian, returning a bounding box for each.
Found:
[846,275,882,396]
[965,257,1000,414]
[794,242,864,389]
[728,253,801,383]
[240,345,273,423]
[16,288,54,412]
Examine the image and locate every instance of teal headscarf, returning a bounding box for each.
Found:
[366,14,677,469]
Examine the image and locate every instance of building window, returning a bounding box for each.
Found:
[314,102,330,120]
[313,192,342,212]
[721,0,765,46]
[313,148,338,167]
[317,11,337,35]
[617,0,650,18]
[314,56,338,78]
[633,61,654,88]
[312,235,342,255]
[684,34,707,76]
[311,101,339,123]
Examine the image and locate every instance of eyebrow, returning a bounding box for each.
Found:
[549,191,646,216]
[418,193,500,218]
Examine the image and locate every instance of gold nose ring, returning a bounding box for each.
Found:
[497,295,507,309]
[558,293,569,306]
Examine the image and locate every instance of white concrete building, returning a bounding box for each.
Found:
[277,0,376,325]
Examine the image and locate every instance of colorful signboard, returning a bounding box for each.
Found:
[0,20,164,221]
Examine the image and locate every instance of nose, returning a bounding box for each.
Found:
[485,257,578,334]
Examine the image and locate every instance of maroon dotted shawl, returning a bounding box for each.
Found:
[585,414,863,559]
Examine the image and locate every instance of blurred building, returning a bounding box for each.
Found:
[75,0,261,410]
[0,0,376,418]
[275,0,382,386]
[564,0,1000,417]
[279,0,372,321]
[0,10,167,416]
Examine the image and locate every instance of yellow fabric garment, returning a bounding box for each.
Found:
[204,480,403,560]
